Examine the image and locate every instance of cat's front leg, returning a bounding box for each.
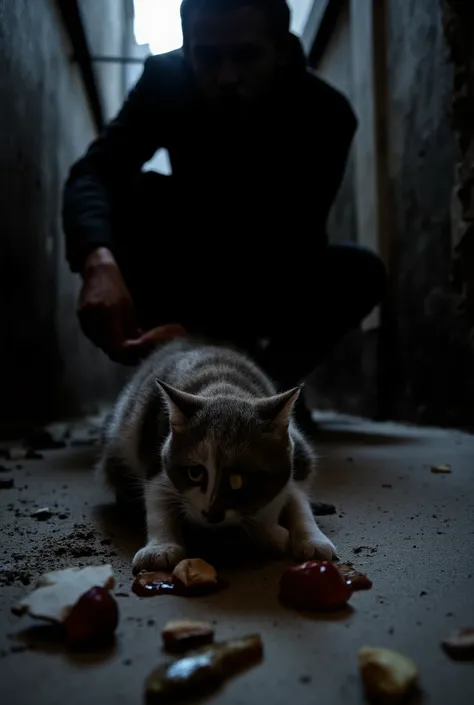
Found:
[285,484,337,562]
[132,478,186,574]
[248,522,290,556]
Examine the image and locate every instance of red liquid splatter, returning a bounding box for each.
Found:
[132,572,228,598]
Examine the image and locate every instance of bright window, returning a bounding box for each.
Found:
[133,0,313,55]
[133,0,184,55]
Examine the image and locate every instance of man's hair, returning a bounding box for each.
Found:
[180,0,291,39]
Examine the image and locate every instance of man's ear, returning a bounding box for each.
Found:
[256,386,302,432]
[156,380,203,432]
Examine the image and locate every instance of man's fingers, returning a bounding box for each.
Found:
[123,324,187,354]
[120,301,141,340]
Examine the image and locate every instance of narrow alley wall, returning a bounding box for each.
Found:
[385,0,471,427]
[307,0,471,428]
[0,0,129,431]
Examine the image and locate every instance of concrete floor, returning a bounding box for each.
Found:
[1,416,473,705]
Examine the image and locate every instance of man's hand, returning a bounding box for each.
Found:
[78,247,141,364]
[123,323,187,357]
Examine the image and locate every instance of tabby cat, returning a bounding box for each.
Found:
[98,339,336,572]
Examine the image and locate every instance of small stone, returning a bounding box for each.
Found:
[442,628,474,660]
[31,507,53,521]
[431,464,452,474]
[0,478,14,490]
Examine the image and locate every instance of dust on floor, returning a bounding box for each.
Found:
[0,417,473,705]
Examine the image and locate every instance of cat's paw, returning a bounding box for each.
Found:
[132,541,186,575]
[290,530,337,562]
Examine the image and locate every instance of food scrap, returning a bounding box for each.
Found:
[133,558,227,598]
[430,464,452,474]
[11,564,118,648]
[12,564,114,622]
[279,561,352,612]
[65,586,118,646]
[358,646,418,702]
[172,558,219,593]
[337,562,373,591]
[441,628,474,660]
[162,619,214,653]
[146,634,263,703]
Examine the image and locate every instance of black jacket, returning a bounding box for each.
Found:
[63,42,357,273]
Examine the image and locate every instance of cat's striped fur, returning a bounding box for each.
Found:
[98,339,336,572]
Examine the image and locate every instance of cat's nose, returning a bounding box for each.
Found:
[202,509,225,524]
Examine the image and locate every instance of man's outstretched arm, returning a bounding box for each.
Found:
[63,57,172,362]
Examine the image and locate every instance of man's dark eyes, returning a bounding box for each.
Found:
[194,45,263,68]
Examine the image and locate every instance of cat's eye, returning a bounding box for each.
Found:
[188,465,205,483]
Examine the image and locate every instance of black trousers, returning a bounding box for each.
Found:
[112,172,386,390]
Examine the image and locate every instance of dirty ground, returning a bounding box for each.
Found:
[0,416,473,705]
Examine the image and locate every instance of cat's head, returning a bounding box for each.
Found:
[157,380,300,526]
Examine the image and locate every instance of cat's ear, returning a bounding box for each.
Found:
[257,386,302,431]
[156,380,203,432]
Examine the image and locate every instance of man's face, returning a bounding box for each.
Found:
[185,5,280,118]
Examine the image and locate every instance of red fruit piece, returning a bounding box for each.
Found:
[64,586,119,646]
[279,561,352,611]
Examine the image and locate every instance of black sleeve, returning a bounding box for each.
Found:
[288,77,357,252]
[62,57,162,273]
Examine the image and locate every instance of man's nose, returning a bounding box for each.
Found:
[217,59,239,89]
